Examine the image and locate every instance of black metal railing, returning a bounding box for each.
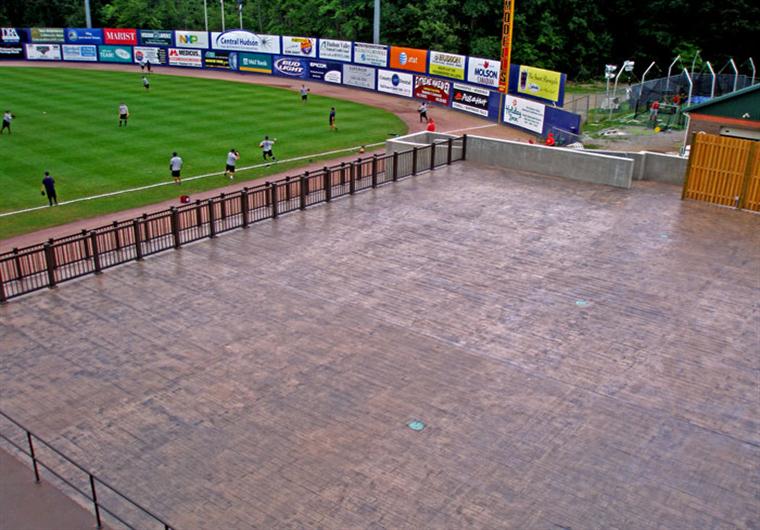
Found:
[0,410,174,529]
[0,137,466,302]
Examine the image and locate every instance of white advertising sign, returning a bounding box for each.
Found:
[168,47,202,67]
[428,50,465,79]
[25,43,61,60]
[503,95,546,133]
[354,42,387,67]
[211,31,280,54]
[174,30,208,49]
[62,44,97,61]
[282,36,316,57]
[466,57,501,88]
[318,39,351,62]
[377,69,413,98]
[1,28,21,43]
[133,46,163,64]
[343,64,375,89]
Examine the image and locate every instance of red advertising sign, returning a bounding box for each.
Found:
[414,76,451,105]
[104,28,137,45]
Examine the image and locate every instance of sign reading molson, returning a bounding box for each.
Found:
[273,56,308,78]
[139,29,172,46]
[282,36,316,58]
[503,95,545,134]
[211,31,280,54]
[377,69,413,97]
[239,53,272,73]
[343,64,375,89]
[517,65,562,103]
[62,44,98,62]
[309,61,342,84]
[318,39,351,62]
[31,28,65,43]
[98,45,132,63]
[389,46,427,73]
[414,76,451,105]
[428,51,465,80]
[174,31,209,49]
[452,83,490,117]
[353,42,387,67]
[466,57,500,88]
[65,28,103,44]
[103,28,137,45]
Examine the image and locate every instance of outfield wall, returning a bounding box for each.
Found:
[0,27,581,137]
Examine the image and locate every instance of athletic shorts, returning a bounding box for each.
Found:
[120,114,127,120]
[263,150,273,157]
[1,121,9,128]
[172,170,181,177]
[226,164,235,172]
[301,94,307,100]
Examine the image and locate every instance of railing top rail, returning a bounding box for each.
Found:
[0,409,175,529]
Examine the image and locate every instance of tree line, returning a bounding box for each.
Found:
[2,0,758,81]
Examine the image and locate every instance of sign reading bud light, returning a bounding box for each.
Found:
[282,36,316,57]
[309,61,342,84]
[503,95,545,134]
[377,69,413,98]
[466,57,501,88]
[452,83,490,117]
[211,31,280,54]
[343,65,375,89]
[273,57,307,78]
[318,39,351,62]
[174,31,208,49]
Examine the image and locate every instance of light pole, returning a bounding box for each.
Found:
[84,0,92,28]
[203,0,209,32]
[221,0,226,32]
[373,0,380,44]
[238,0,243,29]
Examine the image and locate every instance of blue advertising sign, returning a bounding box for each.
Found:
[65,28,103,44]
[308,60,342,84]
[273,56,308,78]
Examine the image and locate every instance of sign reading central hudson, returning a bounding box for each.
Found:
[211,31,280,54]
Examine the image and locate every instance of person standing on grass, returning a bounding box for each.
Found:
[142,76,150,91]
[225,148,240,179]
[146,60,152,73]
[329,107,336,131]
[41,171,58,206]
[417,102,428,123]
[1,110,14,134]
[170,152,183,184]
[300,85,310,103]
[139,59,146,72]
[118,102,129,127]
[259,136,277,163]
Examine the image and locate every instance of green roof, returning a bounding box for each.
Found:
[684,83,760,121]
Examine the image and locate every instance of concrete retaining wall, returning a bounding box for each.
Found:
[593,150,687,184]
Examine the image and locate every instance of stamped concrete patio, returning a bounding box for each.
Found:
[1,162,758,529]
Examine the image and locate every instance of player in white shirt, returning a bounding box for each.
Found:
[224,148,240,179]
[259,136,277,162]
[169,152,183,184]
[142,76,150,91]
[118,103,129,127]
[1,110,14,134]
[300,85,310,102]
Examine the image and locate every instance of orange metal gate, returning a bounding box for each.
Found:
[682,133,760,212]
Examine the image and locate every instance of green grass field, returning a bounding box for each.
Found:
[0,67,407,239]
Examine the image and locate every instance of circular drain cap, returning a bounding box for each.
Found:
[407,420,425,431]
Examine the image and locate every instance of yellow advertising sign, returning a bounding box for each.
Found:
[498,0,515,93]
[517,65,562,102]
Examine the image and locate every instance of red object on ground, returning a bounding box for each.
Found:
[426,119,436,132]
[545,133,555,146]
[180,195,190,204]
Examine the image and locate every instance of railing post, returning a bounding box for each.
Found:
[13,247,22,279]
[89,474,102,528]
[372,154,378,187]
[299,175,307,210]
[112,221,121,251]
[447,138,453,164]
[412,147,418,175]
[340,162,346,185]
[133,219,143,260]
[0,272,6,304]
[170,207,180,248]
[270,182,278,218]
[462,134,468,160]
[241,187,249,228]
[392,151,399,181]
[26,432,40,482]
[44,240,56,288]
[142,213,150,242]
[285,177,291,201]
[81,229,90,259]
[90,231,102,274]
[349,162,356,194]
[430,142,436,171]
[208,199,217,238]
[324,167,332,202]
[195,200,203,229]
[219,193,227,221]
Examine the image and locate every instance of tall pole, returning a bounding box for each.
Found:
[204,0,209,32]
[706,61,716,99]
[238,0,243,29]
[84,0,92,28]
[221,0,226,32]
[690,50,699,78]
[665,55,680,95]
[373,0,380,44]
[729,58,738,92]
[750,58,756,86]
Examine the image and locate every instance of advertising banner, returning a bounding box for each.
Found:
[31,28,65,43]
[318,39,351,62]
[134,46,167,65]
[451,83,491,117]
[239,53,272,73]
[65,28,103,44]
[282,36,316,57]
[103,28,137,45]
[414,76,451,104]
[466,57,500,88]
[139,29,173,46]
[517,65,562,103]
[498,0,515,92]
[273,56,308,78]
[204,50,238,70]
[25,44,61,60]
[353,42,387,67]
[99,45,132,63]
[1,28,24,43]
[211,31,280,54]
[174,30,209,49]
[343,64,375,89]
[428,51,465,80]
[0,46,24,59]
[377,69,413,97]
[503,95,545,133]
[308,61,342,84]
[389,46,427,73]
[62,44,98,62]
[168,48,202,67]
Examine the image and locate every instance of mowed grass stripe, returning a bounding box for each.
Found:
[0,67,406,237]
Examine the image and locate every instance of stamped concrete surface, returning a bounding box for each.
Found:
[1,163,759,529]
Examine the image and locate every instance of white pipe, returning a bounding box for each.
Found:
[749,58,756,85]
[729,58,738,92]
[373,0,381,44]
[706,61,716,99]
[683,68,694,107]
[239,2,243,28]
[666,55,680,94]
[221,0,226,31]
[641,61,656,84]
[84,0,92,28]
[690,50,699,78]
[609,64,627,119]
[203,0,209,32]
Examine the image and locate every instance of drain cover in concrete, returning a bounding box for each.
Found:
[407,420,425,431]
[575,299,589,307]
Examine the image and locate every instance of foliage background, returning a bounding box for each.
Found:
[2,0,758,80]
